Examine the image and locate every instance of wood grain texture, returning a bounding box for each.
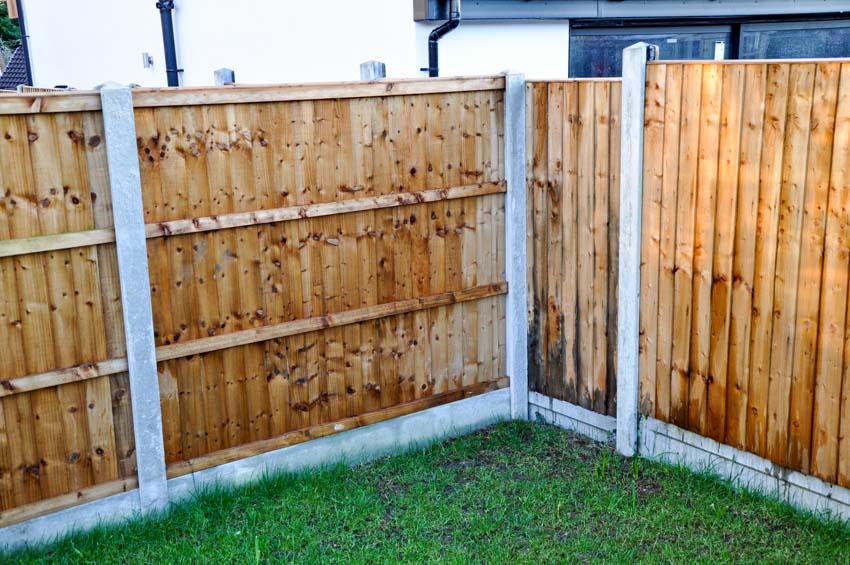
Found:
[639,61,850,489]
[133,90,507,467]
[0,84,508,518]
[0,109,130,517]
[526,79,621,416]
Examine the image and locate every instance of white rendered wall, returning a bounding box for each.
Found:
[24,0,167,88]
[414,21,571,79]
[22,0,570,88]
[172,0,420,85]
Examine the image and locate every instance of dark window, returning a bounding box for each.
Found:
[569,27,730,78]
[740,20,850,59]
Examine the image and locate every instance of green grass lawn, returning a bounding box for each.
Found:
[7,420,850,563]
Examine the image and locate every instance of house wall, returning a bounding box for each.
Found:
[414,21,571,79]
[21,0,570,89]
[24,0,166,88]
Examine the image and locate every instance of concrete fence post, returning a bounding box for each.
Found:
[360,60,386,80]
[100,84,169,511]
[616,43,656,457]
[504,72,529,420]
[214,67,236,85]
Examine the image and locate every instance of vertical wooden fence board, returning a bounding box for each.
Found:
[638,64,666,417]
[812,63,850,484]
[766,64,816,465]
[559,83,579,405]
[576,81,596,410]
[746,63,790,458]
[787,63,840,474]
[545,83,565,400]
[426,95,449,397]
[725,64,768,450]
[688,63,723,436]
[606,82,622,416]
[655,64,683,423]
[591,82,611,414]
[528,84,549,395]
[706,64,745,442]
[669,64,703,428]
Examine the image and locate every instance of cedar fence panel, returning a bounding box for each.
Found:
[0,110,137,523]
[136,88,508,475]
[526,79,621,416]
[0,77,509,525]
[638,60,850,488]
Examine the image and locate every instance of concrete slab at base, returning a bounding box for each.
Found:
[0,389,510,551]
[641,417,850,522]
[529,391,616,443]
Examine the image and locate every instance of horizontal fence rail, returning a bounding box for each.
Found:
[526,79,621,417]
[0,77,511,527]
[0,76,506,115]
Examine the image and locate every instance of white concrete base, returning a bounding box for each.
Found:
[641,417,850,522]
[1,388,510,551]
[528,391,616,443]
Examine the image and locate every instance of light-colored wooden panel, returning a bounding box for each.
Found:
[765,63,815,465]
[787,63,840,474]
[654,64,683,423]
[725,64,768,450]
[638,64,666,416]
[745,63,790,458]
[812,63,850,484]
[687,63,722,436]
[545,82,565,400]
[669,64,702,428]
[705,64,744,442]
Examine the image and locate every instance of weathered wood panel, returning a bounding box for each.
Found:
[639,61,850,488]
[134,90,508,472]
[0,78,508,524]
[526,79,621,416]
[0,110,135,521]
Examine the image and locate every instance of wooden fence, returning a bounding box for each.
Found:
[0,105,136,525]
[0,76,509,524]
[526,79,621,416]
[637,60,850,487]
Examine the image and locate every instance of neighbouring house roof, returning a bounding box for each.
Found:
[0,45,28,90]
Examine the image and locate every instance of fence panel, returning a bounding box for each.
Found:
[0,109,137,525]
[0,77,510,525]
[131,83,508,476]
[638,60,850,487]
[526,79,621,416]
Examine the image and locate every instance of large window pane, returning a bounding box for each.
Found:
[569,27,730,78]
[741,21,850,59]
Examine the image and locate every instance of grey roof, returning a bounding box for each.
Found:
[0,46,29,90]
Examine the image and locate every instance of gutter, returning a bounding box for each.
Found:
[422,0,461,77]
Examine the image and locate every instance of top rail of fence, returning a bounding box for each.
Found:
[650,57,850,65]
[527,77,623,83]
[0,75,506,115]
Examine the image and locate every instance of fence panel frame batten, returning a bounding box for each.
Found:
[616,43,655,457]
[505,73,529,420]
[100,84,168,512]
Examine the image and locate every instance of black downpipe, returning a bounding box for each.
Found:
[156,0,181,86]
[423,0,461,77]
[15,0,33,86]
